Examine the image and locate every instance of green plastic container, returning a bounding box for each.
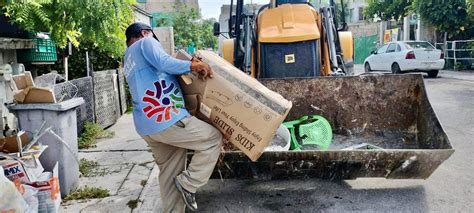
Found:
[17,38,58,63]
[283,115,333,151]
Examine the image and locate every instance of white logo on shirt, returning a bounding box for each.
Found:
[123,54,136,79]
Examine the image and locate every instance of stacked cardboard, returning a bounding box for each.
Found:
[8,71,55,104]
[176,50,292,161]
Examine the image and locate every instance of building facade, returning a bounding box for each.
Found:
[347,0,367,23]
[136,0,199,27]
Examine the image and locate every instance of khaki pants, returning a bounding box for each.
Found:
[143,116,223,213]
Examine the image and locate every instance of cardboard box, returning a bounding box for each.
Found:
[0,131,29,153]
[1,157,44,184]
[176,50,292,161]
[14,87,55,104]
[8,71,55,104]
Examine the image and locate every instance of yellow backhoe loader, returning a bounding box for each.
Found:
[208,0,453,180]
[214,0,354,78]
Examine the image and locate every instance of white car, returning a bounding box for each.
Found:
[364,41,445,77]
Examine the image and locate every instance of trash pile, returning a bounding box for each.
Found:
[234,114,385,153]
[1,68,82,212]
[0,126,61,212]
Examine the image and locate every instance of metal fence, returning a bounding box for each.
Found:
[117,68,127,115]
[436,40,474,71]
[93,70,121,129]
[20,69,127,133]
[69,77,95,133]
[34,74,96,133]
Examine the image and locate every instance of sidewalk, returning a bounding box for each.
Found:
[439,70,474,81]
[60,114,161,212]
[354,64,474,81]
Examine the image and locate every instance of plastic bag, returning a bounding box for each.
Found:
[15,180,40,213]
[0,165,30,212]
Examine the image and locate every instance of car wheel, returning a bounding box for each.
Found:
[364,63,372,72]
[427,70,439,78]
[391,63,401,74]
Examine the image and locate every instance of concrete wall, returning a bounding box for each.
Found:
[1,49,20,131]
[418,19,437,42]
[349,22,379,38]
[154,27,175,55]
[0,50,17,65]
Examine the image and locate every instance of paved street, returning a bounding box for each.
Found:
[61,69,474,212]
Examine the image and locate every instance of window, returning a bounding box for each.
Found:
[349,8,354,23]
[405,41,435,50]
[386,43,397,53]
[377,45,389,54]
[358,7,364,21]
[396,44,402,52]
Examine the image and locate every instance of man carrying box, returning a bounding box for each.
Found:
[123,22,223,212]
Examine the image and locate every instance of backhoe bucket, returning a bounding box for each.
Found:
[210,74,453,180]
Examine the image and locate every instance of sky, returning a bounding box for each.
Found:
[199,0,270,20]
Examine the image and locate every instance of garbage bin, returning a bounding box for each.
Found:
[9,98,84,196]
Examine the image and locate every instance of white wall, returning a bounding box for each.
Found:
[134,11,152,26]
[154,27,175,55]
[347,0,367,23]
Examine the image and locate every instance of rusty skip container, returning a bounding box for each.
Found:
[210,74,454,180]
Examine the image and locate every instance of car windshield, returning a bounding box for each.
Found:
[377,45,388,54]
[405,42,435,50]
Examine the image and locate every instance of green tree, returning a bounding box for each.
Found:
[172,6,201,49]
[469,0,474,16]
[3,0,135,58]
[364,0,412,21]
[172,6,218,50]
[413,0,468,38]
[467,0,474,36]
[335,0,350,24]
[41,43,120,79]
[200,18,218,50]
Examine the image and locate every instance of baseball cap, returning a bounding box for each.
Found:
[125,22,159,43]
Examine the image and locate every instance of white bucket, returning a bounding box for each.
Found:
[264,124,291,151]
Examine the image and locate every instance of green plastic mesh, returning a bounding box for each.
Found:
[284,115,333,150]
[297,116,332,149]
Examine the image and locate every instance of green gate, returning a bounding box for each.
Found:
[354,34,378,64]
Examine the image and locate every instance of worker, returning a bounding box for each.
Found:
[123,22,223,212]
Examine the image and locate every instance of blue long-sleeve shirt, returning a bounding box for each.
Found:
[123,37,192,136]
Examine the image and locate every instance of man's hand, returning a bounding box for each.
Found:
[223,133,231,141]
[190,57,213,80]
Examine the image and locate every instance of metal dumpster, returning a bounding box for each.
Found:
[209,74,454,180]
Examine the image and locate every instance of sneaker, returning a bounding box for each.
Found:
[174,177,197,211]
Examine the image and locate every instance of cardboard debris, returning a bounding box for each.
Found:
[12,71,34,90]
[14,87,55,104]
[176,50,292,161]
[8,71,56,104]
[0,131,29,153]
[1,157,44,184]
